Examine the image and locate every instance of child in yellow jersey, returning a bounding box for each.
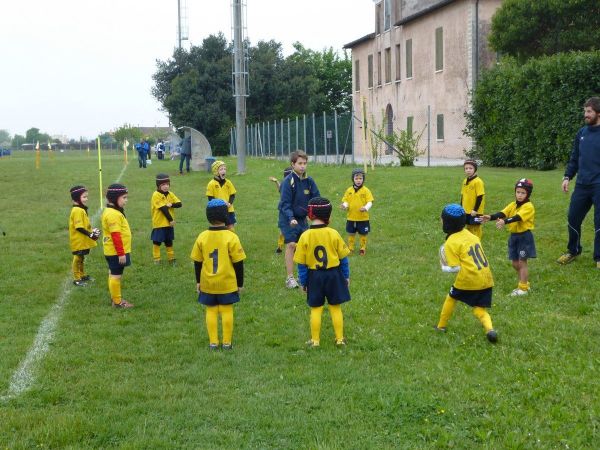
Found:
[269,166,293,253]
[482,178,536,297]
[460,159,485,239]
[101,184,133,309]
[294,197,351,348]
[68,185,100,286]
[206,160,237,230]
[436,204,498,343]
[150,173,182,265]
[341,168,374,255]
[190,199,246,350]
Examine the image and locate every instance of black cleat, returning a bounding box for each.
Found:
[486,330,498,343]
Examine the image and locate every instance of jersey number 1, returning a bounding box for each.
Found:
[209,249,219,274]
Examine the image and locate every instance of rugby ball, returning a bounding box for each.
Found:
[439,244,448,267]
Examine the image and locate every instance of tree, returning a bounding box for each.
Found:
[489,0,600,61]
[25,128,51,145]
[113,124,143,145]
[0,129,11,147]
[11,134,25,149]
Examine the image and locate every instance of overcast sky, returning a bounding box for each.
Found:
[0,0,374,140]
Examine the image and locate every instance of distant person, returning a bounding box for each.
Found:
[294,197,351,348]
[68,185,100,286]
[460,159,485,239]
[179,135,191,174]
[190,199,246,350]
[436,204,497,343]
[482,179,536,296]
[341,168,374,255]
[102,184,134,308]
[143,140,151,160]
[207,160,237,230]
[269,166,293,253]
[278,150,320,289]
[150,173,182,265]
[557,97,600,267]
[156,141,165,160]
[135,142,147,168]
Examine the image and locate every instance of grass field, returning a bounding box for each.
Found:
[1,151,599,448]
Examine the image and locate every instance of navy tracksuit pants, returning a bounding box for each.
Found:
[567,184,600,261]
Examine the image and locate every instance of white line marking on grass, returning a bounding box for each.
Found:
[1,164,128,403]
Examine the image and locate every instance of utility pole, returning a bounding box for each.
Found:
[177,0,188,50]
[232,0,248,173]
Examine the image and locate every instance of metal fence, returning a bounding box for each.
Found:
[230,111,355,164]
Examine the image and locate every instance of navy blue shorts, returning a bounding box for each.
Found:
[306,267,351,307]
[72,248,91,256]
[449,286,492,308]
[105,254,131,275]
[279,217,308,244]
[227,212,237,226]
[508,230,536,260]
[346,220,370,235]
[198,291,240,306]
[150,227,175,243]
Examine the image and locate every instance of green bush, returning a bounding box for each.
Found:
[465,51,600,170]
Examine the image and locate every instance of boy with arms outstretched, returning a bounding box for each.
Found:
[294,197,351,347]
[191,199,246,350]
[436,204,497,343]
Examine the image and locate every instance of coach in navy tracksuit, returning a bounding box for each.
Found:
[558,97,600,266]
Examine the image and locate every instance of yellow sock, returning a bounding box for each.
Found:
[205,306,219,345]
[72,255,83,280]
[359,235,367,251]
[277,233,284,250]
[152,244,161,261]
[518,281,529,291]
[166,246,175,261]
[348,235,356,251]
[437,295,456,329]
[219,304,234,345]
[108,277,122,304]
[310,306,324,343]
[473,307,493,332]
[329,304,344,342]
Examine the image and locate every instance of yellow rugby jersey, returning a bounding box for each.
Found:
[69,206,97,252]
[101,207,132,256]
[342,186,374,221]
[206,179,236,212]
[501,201,535,233]
[190,228,246,294]
[445,229,494,291]
[151,191,181,228]
[461,176,485,214]
[294,225,351,269]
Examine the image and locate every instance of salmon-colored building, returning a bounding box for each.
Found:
[344,0,501,160]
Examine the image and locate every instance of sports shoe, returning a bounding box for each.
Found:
[285,276,299,289]
[208,343,219,351]
[596,261,600,269]
[433,326,447,333]
[335,338,347,347]
[168,259,177,267]
[112,300,134,308]
[72,280,87,287]
[153,259,161,265]
[81,275,93,282]
[486,330,498,343]
[275,247,283,254]
[359,249,366,256]
[510,288,529,296]
[306,339,320,348]
[221,343,233,350]
[556,253,577,265]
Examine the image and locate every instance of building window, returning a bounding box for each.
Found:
[354,60,360,91]
[406,39,412,78]
[437,114,445,140]
[385,48,391,84]
[435,27,444,71]
[384,0,391,31]
[377,51,382,86]
[375,2,382,35]
[368,54,373,88]
[395,44,401,81]
[407,116,414,135]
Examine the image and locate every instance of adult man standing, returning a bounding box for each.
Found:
[557,97,600,267]
[179,135,192,174]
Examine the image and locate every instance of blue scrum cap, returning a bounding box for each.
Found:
[441,203,466,234]
[206,198,229,224]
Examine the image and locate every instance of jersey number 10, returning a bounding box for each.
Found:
[467,243,488,270]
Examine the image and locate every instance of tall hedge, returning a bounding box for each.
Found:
[465,51,600,169]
